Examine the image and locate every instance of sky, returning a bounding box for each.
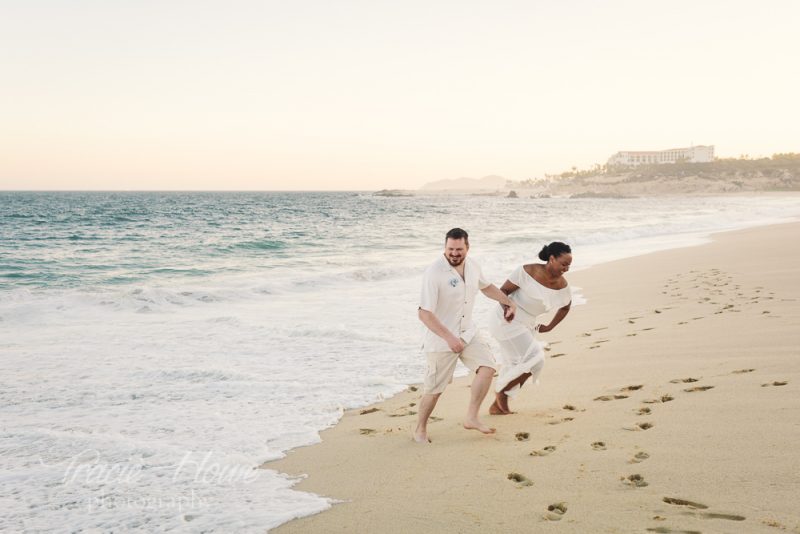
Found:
[1,0,798,191]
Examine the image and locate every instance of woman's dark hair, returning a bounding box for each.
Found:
[538,241,571,261]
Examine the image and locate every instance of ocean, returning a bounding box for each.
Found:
[2,191,799,531]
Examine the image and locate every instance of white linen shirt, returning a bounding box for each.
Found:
[419,254,491,352]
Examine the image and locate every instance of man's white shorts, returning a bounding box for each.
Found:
[423,333,496,395]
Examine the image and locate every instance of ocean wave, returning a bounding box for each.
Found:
[346,265,420,282]
[229,240,287,251]
[281,324,398,344]
[138,368,267,384]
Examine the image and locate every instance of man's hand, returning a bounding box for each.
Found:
[446,334,466,353]
[503,302,516,322]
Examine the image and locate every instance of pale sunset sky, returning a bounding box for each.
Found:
[1,0,798,191]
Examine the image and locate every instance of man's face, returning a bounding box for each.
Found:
[444,238,468,267]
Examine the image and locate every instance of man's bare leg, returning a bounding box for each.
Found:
[463,366,496,434]
[414,393,441,443]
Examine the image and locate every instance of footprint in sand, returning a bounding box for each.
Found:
[627,333,638,337]
[637,407,652,415]
[544,502,568,521]
[530,446,557,456]
[547,417,574,425]
[623,473,648,487]
[507,472,533,486]
[388,409,417,417]
[515,432,530,441]
[684,386,714,392]
[622,384,644,391]
[359,407,380,415]
[625,422,654,431]
[699,512,746,521]
[408,386,418,392]
[595,394,629,401]
[591,441,606,451]
[593,327,609,331]
[670,378,699,383]
[661,395,675,403]
[641,327,655,331]
[732,368,755,374]
[429,416,443,422]
[359,428,376,435]
[647,525,702,533]
[630,452,650,463]
[550,353,566,358]
[762,381,788,387]
[663,497,708,509]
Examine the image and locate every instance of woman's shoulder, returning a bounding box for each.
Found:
[522,263,542,277]
[527,263,569,290]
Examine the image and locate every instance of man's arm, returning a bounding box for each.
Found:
[480,284,517,321]
[418,308,465,353]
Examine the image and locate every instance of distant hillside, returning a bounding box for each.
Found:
[420,175,507,191]
[509,154,800,197]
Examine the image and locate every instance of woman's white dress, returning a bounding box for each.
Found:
[488,265,572,396]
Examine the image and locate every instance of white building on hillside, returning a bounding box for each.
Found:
[608,145,714,166]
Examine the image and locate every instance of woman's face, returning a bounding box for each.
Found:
[549,253,572,276]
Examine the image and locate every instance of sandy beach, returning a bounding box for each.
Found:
[266,221,800,534]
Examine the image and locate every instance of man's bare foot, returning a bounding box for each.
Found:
[413,429,431,443]
[489,400,510,415]
[463,419,496,434]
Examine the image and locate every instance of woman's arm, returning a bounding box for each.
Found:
[480,283,517,321]
[496,279,520,320]
[537,302,571,333]
[500,279,520,296]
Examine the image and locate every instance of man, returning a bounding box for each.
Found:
[414,228,516,443]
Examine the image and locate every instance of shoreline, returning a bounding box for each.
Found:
[265,221,800,533]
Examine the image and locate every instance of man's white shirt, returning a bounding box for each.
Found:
[419,255,490,352]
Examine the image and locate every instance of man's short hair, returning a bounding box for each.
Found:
[445,228,469,246]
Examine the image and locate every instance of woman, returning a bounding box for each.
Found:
[488,242,573,415]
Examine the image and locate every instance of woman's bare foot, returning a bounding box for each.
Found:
[463,419,496,434]
[496,392,512,413]
[489,399,511,415]
[489,400,504,415]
